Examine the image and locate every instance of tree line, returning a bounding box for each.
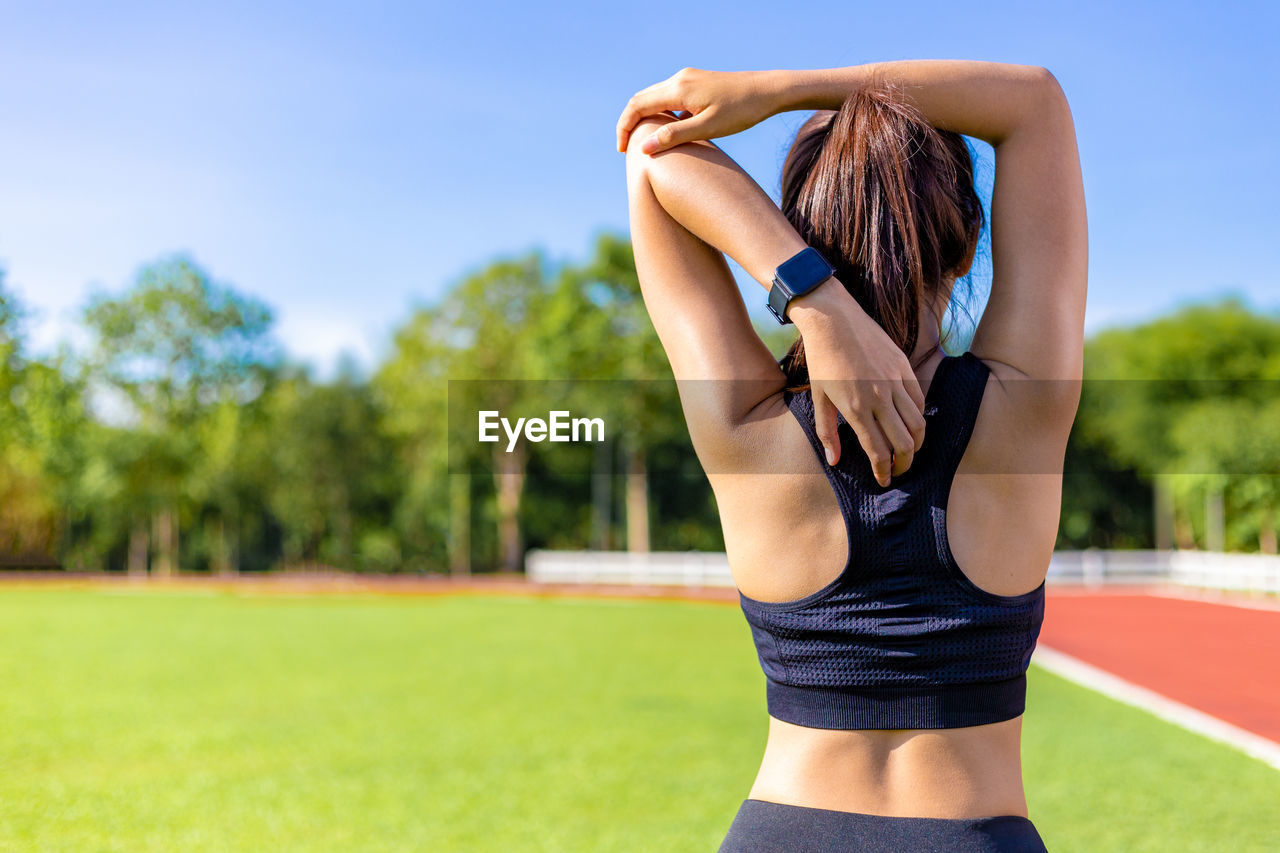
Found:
[1,235,1278,574]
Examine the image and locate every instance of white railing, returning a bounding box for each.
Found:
[1167,550,1280,594]
[1046,549,1171,586]
[526,548,1280,594]
[526,549,734,587]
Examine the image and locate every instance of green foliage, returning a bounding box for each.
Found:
[1081,297,1280,472]
[0,269,27,444]
[5,246,1280,571]
[0,273,59,561]
[263,363,398,571]
[376,234,721,571]
[71,256,283,572]
[82,255,278,425]
[1074,297,1280,550]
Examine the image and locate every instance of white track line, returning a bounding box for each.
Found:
[1032,645,1280,771]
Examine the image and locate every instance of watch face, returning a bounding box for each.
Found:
[777,247,834,296]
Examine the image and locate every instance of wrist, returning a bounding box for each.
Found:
[787,277,859,330]
[756,69,804,116]
[762,66,877,114]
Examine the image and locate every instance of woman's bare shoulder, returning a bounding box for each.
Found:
[965,353,1080,475]
[702,388,854,604]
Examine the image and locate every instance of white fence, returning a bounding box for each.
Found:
[1167,550,1280,593]
[525,548,1280,594]
[526,549,734,587]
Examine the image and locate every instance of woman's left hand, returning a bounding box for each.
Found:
[616,67,779,154]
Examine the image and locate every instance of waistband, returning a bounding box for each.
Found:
[721,799,1047,853]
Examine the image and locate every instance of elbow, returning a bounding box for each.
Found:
[1030,65,1070,112]
[625,113,679,188]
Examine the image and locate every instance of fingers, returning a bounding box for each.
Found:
[811,386,840,466]
[814,377,926,485]
[640,110,717,155]
[901,367,926,415]
[622,109,715,158]
[874,407,917,478]
[892,384,927,453]
[845,411,895,488]
[638,119,680,156]
[617,80,684,152]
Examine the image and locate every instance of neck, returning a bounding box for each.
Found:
[909,290,950,368]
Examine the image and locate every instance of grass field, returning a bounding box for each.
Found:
[1,587,1277,852]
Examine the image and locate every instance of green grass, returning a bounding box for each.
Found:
[0,588,1276,852]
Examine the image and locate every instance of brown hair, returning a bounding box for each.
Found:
[778,80,984,392]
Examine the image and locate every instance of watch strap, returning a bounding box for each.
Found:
[767,278,793,324]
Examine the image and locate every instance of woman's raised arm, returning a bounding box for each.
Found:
[621,60,1087,398]
[762,60,1058,148]
[770,61,1089,395]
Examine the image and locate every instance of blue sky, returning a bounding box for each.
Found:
[1,1,1276,376]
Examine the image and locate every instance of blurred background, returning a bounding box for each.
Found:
[3,1,1278,577]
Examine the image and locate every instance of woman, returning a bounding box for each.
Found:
[616,60,1085,852]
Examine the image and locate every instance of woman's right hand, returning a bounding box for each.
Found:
[789,281,927,487]
[615,68,781,155]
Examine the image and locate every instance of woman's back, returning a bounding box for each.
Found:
[708,349,1071,819]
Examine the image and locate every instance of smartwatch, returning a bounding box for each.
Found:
[766,247,837,325]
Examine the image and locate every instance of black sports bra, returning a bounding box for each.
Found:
[737,352,1046,730]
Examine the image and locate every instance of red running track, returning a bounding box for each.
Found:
[1039,590,1280,743]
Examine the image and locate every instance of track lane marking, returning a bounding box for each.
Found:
[1033,644,1280,771]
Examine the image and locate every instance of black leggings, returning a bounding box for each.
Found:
[718,799,1049,852]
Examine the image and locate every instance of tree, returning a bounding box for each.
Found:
[385,251,555,572]
[372,309,454,572]
[81,255,278,576]
[563,233,683,553]
[378,237,695,571]
[1079,297,1280,551]
[262,360,397,572]
[0,274,49,562]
